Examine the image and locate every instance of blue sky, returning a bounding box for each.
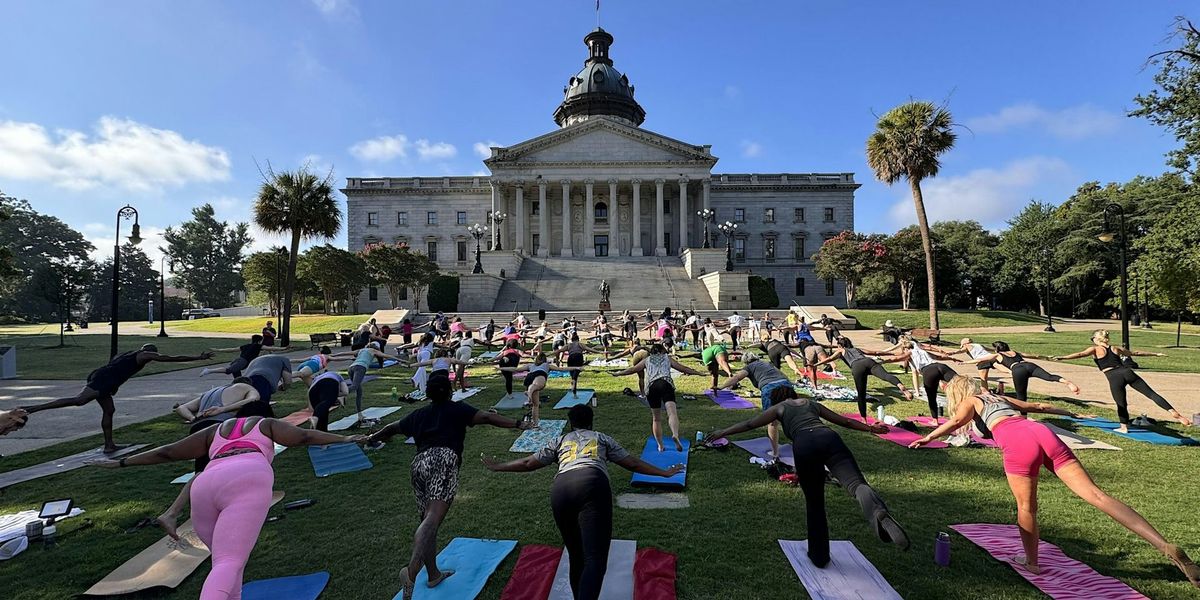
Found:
[0,0,1193,263]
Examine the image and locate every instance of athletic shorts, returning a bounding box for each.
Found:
[85,368,122,396]
[298,358,322,374]
[249,374,274,404]
[226,357,250,375]
[646,379,675,409]
[976,360,995,370]
[410,447,460,516]
[706,360,720,376]
[566,353,584,368]
[308,378,341,408]
[759,380,792,410]
[455,346,472,362]
[524,371,547,388]
[991,417,1077,477]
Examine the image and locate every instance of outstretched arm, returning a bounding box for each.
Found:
[1002,396,1080,417]
[91,427,213,467]
[481,454,547,472]
[144,350,215,364]
[706,406,782,440]
[265,419,365,447]
[472,411,527,429]
[612,359,648,376]
[614,455,683,478]
[1052,347,1096,361]
[959,353,999,366]
[667,358,704,376]
[1116,347,1166,358]
[811,349,842,367]
[816,404,886,434]
[717,370,749,390]
[911,399,978,447]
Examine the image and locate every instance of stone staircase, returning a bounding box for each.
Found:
[491,256,715,312]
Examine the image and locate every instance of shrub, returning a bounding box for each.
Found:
[748,275,779,309]
[427,275,460,312]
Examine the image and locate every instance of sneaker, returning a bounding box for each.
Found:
[877,513,910,551]
[198,368,210,377]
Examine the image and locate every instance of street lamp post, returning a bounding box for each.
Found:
[158,255,172,338]
[717,221,738,272]
[1098,203,1130,352]
[491,212,507,251]
[697,209,715,248]
[467,223,488,274]
[110,205,142,358]
[1042,247,1055,333]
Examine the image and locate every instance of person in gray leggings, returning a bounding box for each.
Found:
[333,343,391,427]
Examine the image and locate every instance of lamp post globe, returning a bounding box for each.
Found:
[697,209,715,248]
[491,212,507,251]
[467,223,487,274]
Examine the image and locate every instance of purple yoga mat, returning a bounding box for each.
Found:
[706,389,757,409]
[732,436,795,467]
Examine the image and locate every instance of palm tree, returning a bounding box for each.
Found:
[866,101,956,329]
[254,167,341,346]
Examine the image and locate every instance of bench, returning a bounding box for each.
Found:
[309,332,337,349]
[908,328,941,343]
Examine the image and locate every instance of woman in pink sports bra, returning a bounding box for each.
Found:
[911,376,1199,588]
[90,417,365,599]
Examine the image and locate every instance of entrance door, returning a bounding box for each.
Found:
[594,235,609,257]
[532,234,540,255]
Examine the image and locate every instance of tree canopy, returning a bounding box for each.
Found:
[360,242,440,311]
[1132,17,1200,175]
[162,203,251,309]
[0,192,96,321]
[813,231,887,308]
[298,244,368,314]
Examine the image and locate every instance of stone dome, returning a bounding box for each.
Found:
[553,28,646,128]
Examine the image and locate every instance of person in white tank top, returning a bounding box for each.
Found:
[610,343,705,452]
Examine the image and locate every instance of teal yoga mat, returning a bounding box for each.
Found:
[394,537,517,600]
[631,437,688,489]
[553,389,594,409]
[242,572,329,600]
[308,443,372,477]
[510,420,565,452]
[1063,416,1197,446]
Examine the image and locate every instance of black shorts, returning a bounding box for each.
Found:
[227,357,250,375]
[524,371,547,387]
[249,374,274,404]
[308,378,341,407]
[85,368,122,396]
[706,360,720,376]
[567,353,585,368]
[976,360,995,370]
[646,379,676,409]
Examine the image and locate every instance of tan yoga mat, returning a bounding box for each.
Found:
[0,444,148,490]
[1042,422,1121,451]
[83,490,285,596]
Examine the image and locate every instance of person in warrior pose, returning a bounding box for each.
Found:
[961,341,1079,403]
[811,337,913,419]
[610,343,705,452]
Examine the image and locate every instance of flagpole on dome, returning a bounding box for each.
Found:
[596,0,600,28]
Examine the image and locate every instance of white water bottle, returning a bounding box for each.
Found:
[876,406,885,423]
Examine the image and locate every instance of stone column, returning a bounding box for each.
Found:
[608,178,619,256]
[678,177,689,252]
[514,181,525,254]
[631,179,643,257]
[702,177,711,210]
[560,179,573,257]
[583,179,595,257]
[490,180,500,249]
[654,179,666,256]
[537,181,549,257]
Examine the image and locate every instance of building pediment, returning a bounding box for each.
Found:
[485,117,717,167]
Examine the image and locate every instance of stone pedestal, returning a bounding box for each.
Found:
[599,301,611,312]
[699,271,751,310]
[458,274,505,311]
[681,248,727,279]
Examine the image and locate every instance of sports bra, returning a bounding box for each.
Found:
[208,417,275,461]
[1093,347,1123,370]
[978,394,1020,428]
[997,352,1024,368]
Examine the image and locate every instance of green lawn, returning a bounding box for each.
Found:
[169,315,374,336]
[1,353,1197,599]
[0,334,247,379]
[949,329,1200,374]
[844,308,1050,330]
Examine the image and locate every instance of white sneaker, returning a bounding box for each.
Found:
[199,368,210,377]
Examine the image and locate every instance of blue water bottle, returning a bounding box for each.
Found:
[934,532,951,566]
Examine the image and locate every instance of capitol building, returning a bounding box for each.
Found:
[344,27,856,312]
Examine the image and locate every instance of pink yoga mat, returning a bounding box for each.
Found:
[909,416,997,448]
[840,414,948,448]
[952,523,1149,600]
[706,389,757,409]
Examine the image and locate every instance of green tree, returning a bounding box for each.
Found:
[360,243,440,312]
[931,220,1000,309]
[88,244,159,322]
[162,203,251,309]
[812,231,887,308]
[254,167,342,345]
[1131,17,1200,175]
[866,100,957,329]
[242,247,289,315]
[997,201,1069,316]
[1135,192,1200,345]
[883,227,926,310]
[297,244,368,314]
[0,192,95,321]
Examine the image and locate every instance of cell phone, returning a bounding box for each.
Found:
[284,499,315,511]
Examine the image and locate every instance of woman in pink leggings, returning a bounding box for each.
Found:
[911,375,1199,588]
[90,417,365,599]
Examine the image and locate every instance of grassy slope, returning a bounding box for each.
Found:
[0,334,247,379]
[0,353,1197,599]
[951,329,1200,374]
[843,308,1048,330]
[169,315,373,335]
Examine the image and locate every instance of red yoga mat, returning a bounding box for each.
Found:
[634,547,677,600]
[499,544,562,600]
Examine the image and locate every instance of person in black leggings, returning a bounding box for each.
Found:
[495,340,524,396]
[964,341,1079,402]
[483,405,682,600]
[758,340,807,380]
[705,386,910,567]
[1053,329,1191,432]
[307,371,348,431]
[811,337,913,419]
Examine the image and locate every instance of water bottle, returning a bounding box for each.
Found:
[876,405,885,423]
[934,532,951,566]
[696,431,704,442]
[390,386,398,403]
[43,525,57,549]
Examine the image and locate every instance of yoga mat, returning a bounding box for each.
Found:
[361,374,380,384]
[242,571,329,600]
[553,389,594,409]
[617,493,690,509]
[634,547,678,600]
[0,444,148,490]
[908,416,997,448]
[778,540,902,600]
[1041,422,1121,451]
[453,387,484,402]
[814,370,846,380]
[1062,416,1197,446]
[281,407,315,426]
[631,437,689,489]
[549,539,636,600]
[478,350,500,360]
[369,359,399,369]
[952,523,1149,600]
[308,443,372,477]
[588,358,629,367]
[399,537,517,600]
[706,389,756,409]
[516,370,570,379]
[493,392,528,410]
[732,436,795,468]
[840,414,948,449]
[327,406,404,431]
[83,491,284,596]
[510,420,565,452]
[171,444,287,484]
[500,544,562,600]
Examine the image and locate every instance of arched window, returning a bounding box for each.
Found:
[595,201,608,220]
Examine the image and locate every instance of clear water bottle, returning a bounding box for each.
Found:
[876,405,885,423]
[934,532,951,566]
[390,386,398,403]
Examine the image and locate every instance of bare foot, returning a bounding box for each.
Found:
[156,513,181,541]
[427,569,455,588]
[656,440,665,452]
[1173,412,1193,427]
[1009,554,1042,575]
[102,443,132,454]
[1164,544,1200,588]
[1067,382,1080,395]
[1116,425,1130,434]
[398,567,414,599]
[673,437,683,452]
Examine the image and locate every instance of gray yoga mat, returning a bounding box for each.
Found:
[1041,422,1121,451]
[549,539,636,600]
[493,392,528,410]
[0,444,148,490]
[616,493,690,510]
[327,406,404,431]
[779,540,902,600]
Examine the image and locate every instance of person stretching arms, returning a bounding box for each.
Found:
[610,343,705,452]
[961,341,1079,402]
[718,351,793,459]
[499,353,580,427]
[911,376,1198,587]
[811,337,913,420]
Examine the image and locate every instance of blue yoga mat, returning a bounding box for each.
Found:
[553,389,594,409]
[393,537,517,600]
[308,443,373,477]
[370,359,400,370]
[1063,417,1198,446]
[631,436,689,489]
[243,572,330,600]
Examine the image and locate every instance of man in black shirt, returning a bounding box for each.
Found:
[200,334,290,378]
[367,376,528,597]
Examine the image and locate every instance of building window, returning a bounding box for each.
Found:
[793,237,806,261]
[367,212,379,226]
[594,235,609,257]
[795,277,806,296]
[764,208,775,223]
[456,211,467,225]
[825,278,835,296]
[427,211,438,225]
[397,211,408,226]
[734,238,746,262]
[532,234,540,254]
[794,207,805,223]
[456,240,467,262]
[664,232,672,254]
[734,208,745,222]
[595,201,608,221]
[764,237,776,262]
[399,286,408,300]
[427,241,437,259]
[368,285,378,301]
[823,207,834,222]
[531,201,540,215]
[363,236,381,245]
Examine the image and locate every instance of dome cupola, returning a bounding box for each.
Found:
[553,28,646,128]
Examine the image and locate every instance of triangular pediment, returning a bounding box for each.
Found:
[486,117,716,165]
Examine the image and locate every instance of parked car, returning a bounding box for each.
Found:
[183,308,221,320]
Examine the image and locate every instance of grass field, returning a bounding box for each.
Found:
[0,350,1197,600]
[843,308,1051,330]
[948,329,1200,374]
[0,334,247,379]
[168,315,374,336]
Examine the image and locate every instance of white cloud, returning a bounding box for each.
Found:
[415,139,456,160]
[349,134,408,162]
[310,0,358,18]
[740,140,762,158]
[473,140,499,159]
[0,116,230,192]
[885,156,1073,229]
[966,103,1121,140]
[288,43,329,82]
